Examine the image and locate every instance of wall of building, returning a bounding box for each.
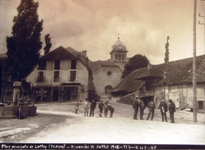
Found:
[154,83,205,109]
[26,59,89,102]
[93,66,122,96]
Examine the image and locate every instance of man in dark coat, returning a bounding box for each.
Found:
[168,99,176,123]
[90,99,96,117]
[147,99,155,120]
[133,97,139,120]
[158,99,168,122]
[139,98,145,120]
[98,100,104,117]
[107,105,114,118]
[104,98,110,117]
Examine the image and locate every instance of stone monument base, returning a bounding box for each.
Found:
[0,105,37,119]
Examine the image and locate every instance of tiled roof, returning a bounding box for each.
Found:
[112,67,146,93]
[136,66,163,79]
[154,54,205,85]
[41,46,77,60]
[89,59,120,72]
[66,47,91,65]
[112,54,205,94]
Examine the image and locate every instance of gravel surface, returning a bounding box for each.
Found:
[13,101,205,144]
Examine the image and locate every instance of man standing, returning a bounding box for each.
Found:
[108,105,114,118]
[139,97,145,120]
[168,99,176,123]
[147,99,155,121]
[98,100,104,117]
[133,96,139,120]
[90,99,96,117]
[104,97,110,117]
[158,99,168,122]
[83,98,90,117]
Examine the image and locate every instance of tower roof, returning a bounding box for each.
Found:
[111,38,127,52]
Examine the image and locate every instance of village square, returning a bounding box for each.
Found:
[0,0,205,149]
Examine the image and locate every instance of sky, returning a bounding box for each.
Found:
[0,0,204,64]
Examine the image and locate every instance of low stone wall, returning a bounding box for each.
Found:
[0,105,37,119]
[0,106,19,118]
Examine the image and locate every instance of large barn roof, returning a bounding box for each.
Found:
[112,67,146,93]
[154,54,205,86]
[112,54,205,94]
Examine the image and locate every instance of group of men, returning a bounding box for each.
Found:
[82,98,114,118]
[98,100,115,118]
[133,96,176,123]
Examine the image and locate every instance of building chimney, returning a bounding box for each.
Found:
[147,63,152,70]
[82,50,87,57]
[163,71,167,78]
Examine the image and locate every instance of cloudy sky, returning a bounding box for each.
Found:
[0,0,204,64]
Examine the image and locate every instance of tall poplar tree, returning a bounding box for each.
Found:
[6,0,43,82]
[44,34,52,55]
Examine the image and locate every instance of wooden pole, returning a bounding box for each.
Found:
[193,0,197,122]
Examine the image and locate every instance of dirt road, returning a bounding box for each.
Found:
[19,101,205,144]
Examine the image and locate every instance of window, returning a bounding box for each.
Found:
[54,71,60,82]
[70,60,77,81]
[107,71,112,76]
[122,55,124,61]
[38,61,46,70]
[71,60,77,69]
[115,54,119,60]
[37,71,44,82]
[70,71,76,81]
[54,60,60,70]
[119,54,121,60]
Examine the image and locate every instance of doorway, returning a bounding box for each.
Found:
[53,87,58,101]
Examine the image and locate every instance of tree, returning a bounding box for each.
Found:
[44,34,52,55]
[6,0,43,82]
[164,36,169,63]
[121,54,149,79]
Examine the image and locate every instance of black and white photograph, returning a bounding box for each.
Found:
[0,0,205,149]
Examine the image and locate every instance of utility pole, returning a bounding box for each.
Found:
[193,0,197,122]
[198,0,205,115]
[199,11,205,54]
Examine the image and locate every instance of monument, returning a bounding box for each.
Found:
[0,81,37,119]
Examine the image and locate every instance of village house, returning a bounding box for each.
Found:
[112,54,205,111]
[26,46,95,102]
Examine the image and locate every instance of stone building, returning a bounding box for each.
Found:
[26,46,94,102]
[89,38,128,97]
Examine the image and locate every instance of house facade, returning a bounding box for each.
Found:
[26,46,93,102]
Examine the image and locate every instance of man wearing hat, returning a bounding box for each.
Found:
[133,96,139,120]
[158,99,168,122]
[168,99,176,123]
[138,97,145,120]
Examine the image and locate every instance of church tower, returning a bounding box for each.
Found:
[110,37,128,62]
